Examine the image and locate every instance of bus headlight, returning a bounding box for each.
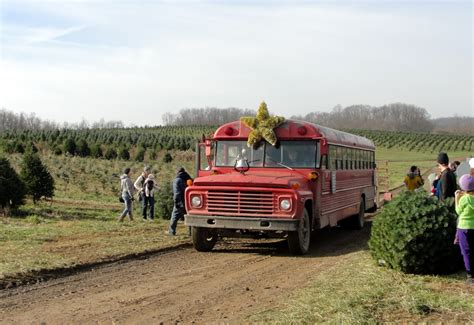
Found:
[280,198,291,211]
[191,195,202,208]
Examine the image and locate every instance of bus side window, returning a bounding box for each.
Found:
[329,146,336,170]
[356,149,360,170]
[343,147,348,170]
[336,146,342,170]
[321,155,327,170]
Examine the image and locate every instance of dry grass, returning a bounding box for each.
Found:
[250,251,474,323]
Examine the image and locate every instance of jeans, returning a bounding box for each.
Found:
[168,204,184,235]
[119,192,133,221]
[457,228,474,276]
[143,196,155,219]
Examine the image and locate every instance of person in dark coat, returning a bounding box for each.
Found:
[437,152,457,200]
[168,167,192,235]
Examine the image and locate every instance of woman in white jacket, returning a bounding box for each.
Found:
[118,167,135,221]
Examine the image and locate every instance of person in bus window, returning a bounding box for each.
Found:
[286,150,300,167]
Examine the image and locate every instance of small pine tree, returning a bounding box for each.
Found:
[90,144,103,158]
[134,147,146,162]
[76,139,91,157]
[155,181,174,219]
[15,142,25,154]
[20,152,55,204]
[64,138,76,156]
[0,157,26,211]
[104,147,118,160]
[118,147,130,160]
[163,152,173,163]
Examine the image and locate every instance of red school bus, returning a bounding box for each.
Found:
[184,119,376,255]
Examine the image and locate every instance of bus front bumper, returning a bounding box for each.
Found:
[185,214,298,231]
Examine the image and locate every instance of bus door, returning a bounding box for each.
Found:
[196,140,214,178]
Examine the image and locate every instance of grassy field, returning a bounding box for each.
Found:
[250,250,474,323]
[0,200,191,283]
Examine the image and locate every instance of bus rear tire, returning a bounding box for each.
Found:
[353,197,365,229]
[288,209,311,255]
[192,227,218,252]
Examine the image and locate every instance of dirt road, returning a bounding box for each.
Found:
[0,224,371,324]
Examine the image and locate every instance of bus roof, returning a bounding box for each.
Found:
[213,119,375,150]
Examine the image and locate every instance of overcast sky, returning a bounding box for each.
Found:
[0,0,472,125]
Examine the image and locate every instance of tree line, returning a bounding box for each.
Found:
[290,103,434,133]
[0,108,124,132]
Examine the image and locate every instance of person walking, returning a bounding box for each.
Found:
[168,167,192,235]
[455,174,474,284]
[118,167,135,222]
[143,174,158,221]
[134,165,151,221]
[436,152,457,200]
[404,165,424,191]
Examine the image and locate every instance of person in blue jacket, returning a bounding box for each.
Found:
[168,167,192,235]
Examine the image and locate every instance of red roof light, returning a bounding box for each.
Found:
[297,126,307,135]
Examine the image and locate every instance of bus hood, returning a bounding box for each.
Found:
[192,172,309,189]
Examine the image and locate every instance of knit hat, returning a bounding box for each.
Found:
[459,174,474,192]
[123,167,131,174]
[437,152,449,165]
[176,166,185,173]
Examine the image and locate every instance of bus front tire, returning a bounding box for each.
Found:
[288,209,311,255]
[192,227,218,252]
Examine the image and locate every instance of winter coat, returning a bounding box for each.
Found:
[439,168,457,199]
[120,174,135,197]
[404,172,424,191]
[134,173,146,193]
[173,171,192,207]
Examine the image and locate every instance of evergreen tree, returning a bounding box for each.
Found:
[76,139,91,157]
[0,157,26,211]
[118,147,130,160]
[104,147,117,160]
[90,143,103,158]
[155,181,174,219]
[134,147,146,162]
[64,137,76,155]
[20,152,55,203]
[163,152,173,163]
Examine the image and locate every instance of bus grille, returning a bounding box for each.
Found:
[206,190,275,215]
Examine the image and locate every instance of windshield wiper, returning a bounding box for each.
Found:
[265,157,294,170]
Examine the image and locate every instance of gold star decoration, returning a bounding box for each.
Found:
[240,101,285,147]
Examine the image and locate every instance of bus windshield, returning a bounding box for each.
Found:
[215,141,316,168]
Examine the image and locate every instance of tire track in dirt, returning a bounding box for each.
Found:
[0,225,371,324]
